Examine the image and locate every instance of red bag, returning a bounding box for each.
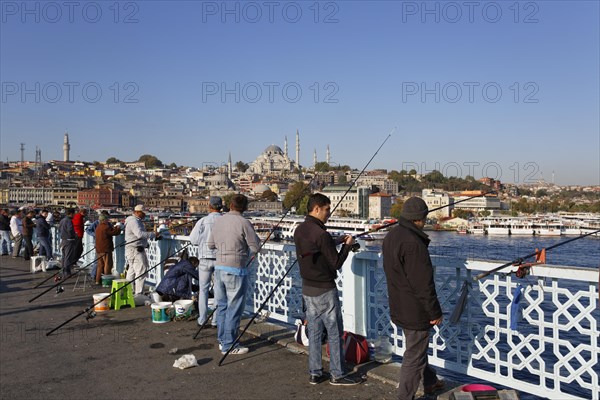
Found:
[327,331,370,365]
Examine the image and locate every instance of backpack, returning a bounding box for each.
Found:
[327,331,370,365]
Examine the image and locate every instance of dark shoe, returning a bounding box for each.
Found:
[309,372,330,385]
[424,380,445,394]
[329,375,363,386]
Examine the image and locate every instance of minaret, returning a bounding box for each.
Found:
[284,136,288,157]
[326,145,330,165]
[313,149,317,168]
[228,152,232,179]
[295,129,300,168]
[63,132,70,162]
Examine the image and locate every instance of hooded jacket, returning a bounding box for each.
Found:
[382,217,442,331]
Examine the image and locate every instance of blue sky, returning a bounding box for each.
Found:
[1,0,599,185]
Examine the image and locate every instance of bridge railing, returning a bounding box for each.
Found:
[55,229,598,400]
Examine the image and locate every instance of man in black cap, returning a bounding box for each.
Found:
[189,196,223,327]
[382,197,445,399]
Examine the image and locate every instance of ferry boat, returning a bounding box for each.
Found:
[510,218,535,236]
[467,222,486,235]
[482,218,511,235]
[533,219,563,236]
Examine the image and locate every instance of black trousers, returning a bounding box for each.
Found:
[397,328,438,400]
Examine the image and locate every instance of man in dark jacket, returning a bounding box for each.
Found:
[59,208,78,278]
[35,210,53,260]
[294,193,362,386]
[21,209,36,261]
[382,197,444,399]
[156,257,199,301]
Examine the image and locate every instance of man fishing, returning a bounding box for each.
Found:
[382,197,445,399]
[294,193,363,386]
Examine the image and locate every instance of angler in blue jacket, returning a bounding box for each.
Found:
[156,257,200,301]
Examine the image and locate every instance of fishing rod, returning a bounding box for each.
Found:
[28,236,144,302]
[193,174,319,340]
[449,228,600,324]
[33,233,135,289]
[32,215,196,295]
[330,127,394,216]
[218,130,394,366]
[46,243,192,336]
[353,189,497,240]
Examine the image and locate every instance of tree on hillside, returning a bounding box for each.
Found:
[261,189,278,202]
[314,162,330,172]
[138,154,163,168]
[221,193,236,211]
[284,182,310,213]
[106,157,122,164]
[390,198,404,219]
[235,161,249,173]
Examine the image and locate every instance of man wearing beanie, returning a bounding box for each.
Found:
[382,197,445,399]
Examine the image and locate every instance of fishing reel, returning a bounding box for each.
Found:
[350,243,361,252]
[55,286,64,294]
[85,309,97,321]
[53,275,62,283]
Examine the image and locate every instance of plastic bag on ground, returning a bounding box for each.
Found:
[172,354,198,369]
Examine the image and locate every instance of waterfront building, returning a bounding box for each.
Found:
[452,191,501,213]
[77,187,121,208]
[422,189,452,219]
[368,192,392,219]
[319,184,370,218]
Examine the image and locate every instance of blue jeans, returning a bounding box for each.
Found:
[197,259,215,325]
[37,236,53,260]
[0,230,11,254]
[303,288,344,378]
[214,269,248,350]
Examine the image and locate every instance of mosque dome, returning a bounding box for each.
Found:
[264,145,284,155]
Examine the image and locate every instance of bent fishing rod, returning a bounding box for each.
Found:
[46,242,191,336]
[28,236,144,302]
[449,228,600,325]
[218,130,394,366]
[193,174,319,340]
[353,189,497,240]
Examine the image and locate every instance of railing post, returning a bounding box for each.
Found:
[341,251,369,336]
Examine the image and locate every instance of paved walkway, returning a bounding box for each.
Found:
[0,256,452,399]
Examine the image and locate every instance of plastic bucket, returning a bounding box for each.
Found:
[151,302,173,323]
[101,274,115,288]
[173,299,194,317]
[93,293,110,313]
[462,384,497,392]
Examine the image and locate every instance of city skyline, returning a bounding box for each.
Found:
[1,1,598,186]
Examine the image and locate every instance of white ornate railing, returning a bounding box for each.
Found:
[54,228,598,400]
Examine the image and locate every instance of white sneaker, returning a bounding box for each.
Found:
[221,345,248,355]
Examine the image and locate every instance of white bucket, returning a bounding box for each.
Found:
[173,299,194,317]
[93,293,110,313]
[151,302,173,323]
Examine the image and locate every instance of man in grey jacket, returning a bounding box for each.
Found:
[189,196,223,327]
[208,194,261,355]
[124,205,156,296]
